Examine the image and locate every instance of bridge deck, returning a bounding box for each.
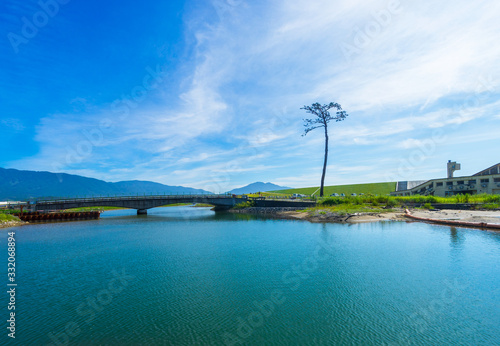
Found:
[29,194,316,215]
[32,195,244,214]
[34,194,231,203]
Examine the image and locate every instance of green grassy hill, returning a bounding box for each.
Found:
[272,182,397,196]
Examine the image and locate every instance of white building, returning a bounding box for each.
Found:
[391,162,500,197]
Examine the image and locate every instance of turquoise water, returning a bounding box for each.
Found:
[2,206,499,345]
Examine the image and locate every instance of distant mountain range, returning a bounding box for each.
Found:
[0,168,211,200]
[227,182,291,194]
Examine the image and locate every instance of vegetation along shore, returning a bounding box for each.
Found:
[0,212,26,229]
[231,193,500,229]
[2,194,499,230]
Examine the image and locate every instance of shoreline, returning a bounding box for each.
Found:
[404,208,500,230]
[0,220,27,229]
[3,207,499,230]
[231,207,500,229]
[278,210,405,223]
[230,207,405,223]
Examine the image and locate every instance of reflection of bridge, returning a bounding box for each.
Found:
[32,195,247,214]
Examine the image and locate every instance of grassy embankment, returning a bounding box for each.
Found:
[273,182,397,196]
[0,211,21,222]
[242,179,500,214]
[267,182,499,213]
[306,193,500,215]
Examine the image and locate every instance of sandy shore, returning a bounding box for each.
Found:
[276,208,500,226]
[406,209,500,225]
[276,209,405,223]
[0,220,27,229]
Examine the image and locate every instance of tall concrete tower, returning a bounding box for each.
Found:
[447,160,461,178]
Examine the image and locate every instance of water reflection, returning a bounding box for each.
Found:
[449,227,462,246]
[4,207,500,345]
[448,227,465,262]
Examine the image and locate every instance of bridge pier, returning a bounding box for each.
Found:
[137,209,148,215]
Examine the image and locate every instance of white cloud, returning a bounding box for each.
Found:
[8,0,500,188]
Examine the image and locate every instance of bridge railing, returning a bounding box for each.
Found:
[33,194,236,204]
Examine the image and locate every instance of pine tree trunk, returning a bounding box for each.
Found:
[320,126,328,197]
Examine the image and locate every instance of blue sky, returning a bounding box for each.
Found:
[1,0,499,192]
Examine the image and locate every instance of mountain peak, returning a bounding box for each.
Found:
[0,167,212,200]
[227,182,291,194]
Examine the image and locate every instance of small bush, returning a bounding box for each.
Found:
[482,203,500,210]
[483,194,500,203]
[0,212,20,222]
[320,197,346,206]
[385,198,398,208]
[233,201,255,209]
[349,196,363,205]
[375,196,389,204]
[454,194,471,203]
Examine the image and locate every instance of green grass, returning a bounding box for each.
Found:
[422,203,433,210]
[316,193,500,209]
[0,209,25,215]
[294,193,500,216]
[318,195,400,209]
[233,201,256,209]
[480,203,500,210]
[0,212,20,222]
[308,204,392,215]
[272,182,397,196]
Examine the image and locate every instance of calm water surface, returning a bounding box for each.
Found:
[2,206,499,345]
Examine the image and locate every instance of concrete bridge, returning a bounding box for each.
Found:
[32,194,248,214]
